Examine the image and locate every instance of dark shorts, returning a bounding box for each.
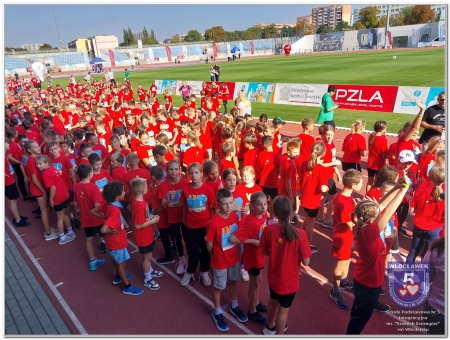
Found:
[54,199,69,212]
[5,183,19,200]
[68,189,74,203]
[367,168,379,178]
[84,225,105,237]
[113,126,125,136]
[138,242,155,255]
[34,83,41,89]
[328,181,337,196]
[342,162,361,172]
[303,207,319,218]
[269,287,296,308]
[248,267,264,277]
[262,186,278,199]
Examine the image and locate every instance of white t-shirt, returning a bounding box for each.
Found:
[238,102,252,116]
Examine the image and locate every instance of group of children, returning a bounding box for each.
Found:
[4,78,446,335]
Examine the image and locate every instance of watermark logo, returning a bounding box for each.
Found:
[388,262,430,309]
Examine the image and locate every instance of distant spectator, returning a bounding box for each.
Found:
[178,81,192,98]
[317,85,339,128]
[213,62,221,81]
[209,66,218,81]
[14,71,19,80]
[419,91,445,151]
[108,69,116,86]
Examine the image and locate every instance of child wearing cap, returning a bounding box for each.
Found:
[271,117,286,155]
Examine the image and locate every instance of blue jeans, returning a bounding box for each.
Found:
[406,225,443,263]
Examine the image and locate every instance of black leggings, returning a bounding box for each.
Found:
[182,225,210,274]
[392,202,409,251]
[12,163,28,198]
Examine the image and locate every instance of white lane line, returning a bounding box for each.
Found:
[54,282,64,288]
[5,218,88,335]
[126,239,254,335]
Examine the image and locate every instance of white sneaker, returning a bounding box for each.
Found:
[175,257,187,275]
[66,232,76,240]
[200,271,212,286]
[58,234,75,245]
[43,228,58,238]
[44,230,59,241]
[181,272,194,287]
[240,269,250,282]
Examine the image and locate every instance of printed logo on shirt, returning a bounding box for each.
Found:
[69,158,76,167]
[93,149,102,157]
[22,156,29,165]
[233,197,243,219]
[276,237,285,248]
[186,194,207,213]
[8,163,14,175]
[53,162,63,174]
[258,220,267,241]
[99,138,106,147]
[166,190,182,208]
[95,177,108,192]
[222,223,238,250]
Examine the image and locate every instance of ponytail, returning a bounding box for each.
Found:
[368,131,376,147]
[283,219,300,242]
[351,123,356,134]
[353,201,379,241]
[272,196,300,242]
[428,166,445,201]
[308,141,325,170]
[370,120,387,147]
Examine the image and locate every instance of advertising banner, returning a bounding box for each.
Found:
[439,25,445,41]
[333,84,398,112]
[165,46,172,62]
[233,82,250,99]
[393,86,431,114]
[175,80,204,96]
[155,80,177,95]
[387,31,392,46]
[109,50,116,67]
[425,87,445,108]
[357,29,378,49]
[273,83,328,107]
[128,49,135,64]
[212,43,218,59]
[313,32,344,52]
[182,45,188,60]
[250,41,254,54]
[148,48,155,63]
[239,42,244,56]
[205,81,236,100]
[412,28,417,46]
[246,83,275,104]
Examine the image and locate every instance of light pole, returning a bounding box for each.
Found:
[385,5,390,49]
[52,5,63,51]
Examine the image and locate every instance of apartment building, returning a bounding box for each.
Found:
[311,5,351,29]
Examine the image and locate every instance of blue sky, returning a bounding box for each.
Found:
[4,4,364,47]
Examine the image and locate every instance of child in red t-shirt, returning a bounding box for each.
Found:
[92,181,143,296]
[342,120,367,172]
[297,118,315,166]
[259,196,311,335]
[278,141,300,222]
[206,188,249,331]
[242,133,259,170]
[230,192,269,325]
[330,169,363,310]
[203,160,223,194]
[180,162,215,287]
[73,164,107,270]
[366,121,388,192]
[88,153,112,193]
[130,178,163,291]
[36,155,75,245]
[110,153,127,182]
[220,141,239,180]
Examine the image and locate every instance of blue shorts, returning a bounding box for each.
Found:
[108,248,130,264]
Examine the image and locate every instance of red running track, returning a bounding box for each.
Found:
[5,122,425,335]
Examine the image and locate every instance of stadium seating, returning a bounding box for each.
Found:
[48,53,85,65]
[113,51,130,62]
[5,57,31,69]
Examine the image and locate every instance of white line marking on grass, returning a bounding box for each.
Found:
[126,239,254,335]
[6,218,88,335]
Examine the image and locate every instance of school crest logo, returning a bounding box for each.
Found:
[387,262,430,308]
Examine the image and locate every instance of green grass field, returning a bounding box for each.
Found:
[50,48,445,133]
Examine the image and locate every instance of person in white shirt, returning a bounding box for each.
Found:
[236,90,252,116]
[108,69,116,86]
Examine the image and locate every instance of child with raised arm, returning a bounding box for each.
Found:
[74,164,107,270]
[366,121,388,192]
[92,181,144,296]
[260,196,311,335]
[130,178,163,291]
[206,188,249,332]
[342,120,367,172]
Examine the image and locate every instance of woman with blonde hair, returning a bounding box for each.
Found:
[237,90,252,117]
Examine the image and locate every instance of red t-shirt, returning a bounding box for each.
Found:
[91,143,108,161]
[342,133,367,164]
[5,156,15,186]
[220,158,237,176]
[418,152,436,180]
[234,213,267,271]
[387,142,398,166]
[131,200,155,247]
[180,183,215,228]
[183,146,208,168]
[97,132,113,151]
[147,184,169,228]
[91,170,112,193]
[122,168,152,202]
[366,187,382,202]
[243,148,259,168]
[255,151,280,188]
[164,95,172,110]
[99,202,127,250]
[367,135,388,170]
[204,178,223,196]
[111,166,127,182]
[353,222,385,288]
[48,154,74,190]
[236,183,263,206]
[259,225,311,294]
[412,186,445,230]
[7,140,22,163]
[73,182,104,227]
[278,157,297,199]
[26,155,46,196]
[205,212,240,270]
[136,144,154,169]
[158,178,189,224]
[42,166,70,205]
[322,141,336,178]
[298,162,328,210]
[332,193,355,260]
[297,133,315,165]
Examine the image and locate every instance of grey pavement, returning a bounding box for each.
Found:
[5,229,71,335]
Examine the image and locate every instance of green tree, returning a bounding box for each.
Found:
[142,26,150,45]
[412,5,435,24]
[204,26,227,42]
[39,43,53,50]
[149,29,158,44]
[121,27,135,46]
[262,24,277,38]
[316,25,333,34]
[171,34,181,43]
[357,6,380,29]
[243,27,262,40]
[335,20,352,32]
[377,16,387,28]
[354,21,366,30]
[184,29,203,42]
[295,21,314,35]
[435,10,441,22]
[280,25,295,37]
[400,6,415,25]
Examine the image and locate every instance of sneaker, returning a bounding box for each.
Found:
[212,313,230,332]
[321,219,333,229]
[13,219,31,227]
[89,259,106,271]
[200,271,212,286]
[122,285,143,296]
[44,230,59,241]
[175,257,187,275]
[143,279,160,291]
[19,215,29,220]
[181,272,194,287]
[248,311,267,324]
[151,270,164,278]
[32,207,41,214]
[66,232,76,240]
[329,289,350,310]
[240,269,250,282]
[291,214,299,224]
[230,306,248,323]
[113,273,132,285]
[125,227,133,234]
[73,219,82,229]
[263,324,288,335]
[43,228,58,238]
[35,212,42,219]
[379,289,385,296]
[156,256,175,265]
[58,235,75,245]
[256,302,267,313]
[310,245,319,254]
[339,280,353,291]
[99,242,107,253]
[374,301,391,313]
